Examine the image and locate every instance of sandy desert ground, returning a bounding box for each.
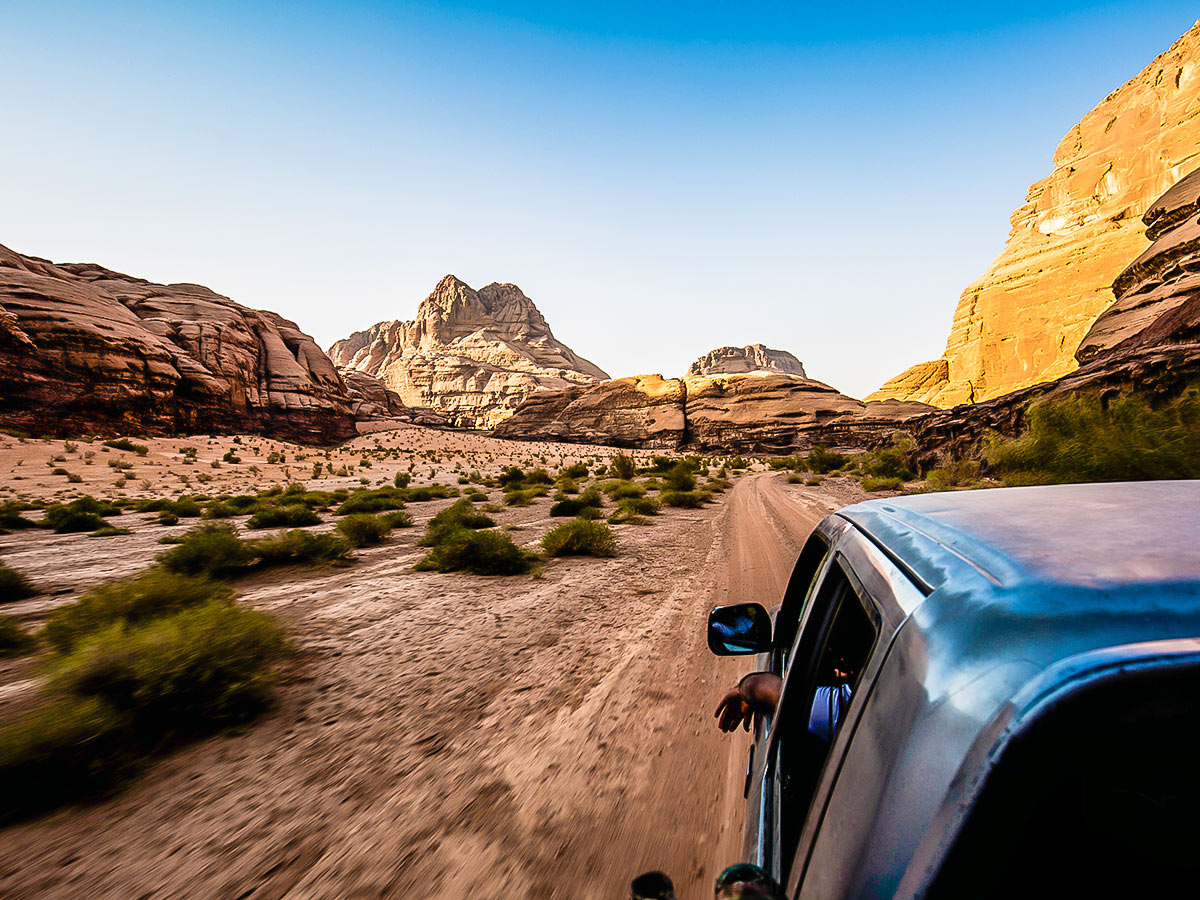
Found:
[0,426,871,900]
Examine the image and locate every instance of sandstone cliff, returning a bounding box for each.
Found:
[907,167,1200,464]
[0,244,361,443]
[687,344,807,377]
[329,276,609,429]
[493,371,929,452]
[871,20,1200,407]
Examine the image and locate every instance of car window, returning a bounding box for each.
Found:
[772,559,877,880]
[772,533,830,672]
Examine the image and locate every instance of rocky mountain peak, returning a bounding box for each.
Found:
[329,276,608,428]
[687,343,807,378]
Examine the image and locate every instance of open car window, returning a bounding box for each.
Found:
[772,558,877,882]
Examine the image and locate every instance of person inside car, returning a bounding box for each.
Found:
[714,651,855,742]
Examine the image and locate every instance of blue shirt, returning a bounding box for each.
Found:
[809,684,853,745]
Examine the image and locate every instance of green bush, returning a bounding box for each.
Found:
[53,510,108,533]
[0,615,36,657]
[419,500,494,546]
[578,506,604,520]
[924,458,982,491]
[985,391,1200,484]
[859,433,916,481]
[541,520,618,557]
[202,500,237,519]
[498,466,528,488]
[504,487,548,507]
[664,462,696,491]
[50,601,287,735]
[661,491,707,508]
[579,486,603,508]
[89,526,133,537]
[104,438,149,455]
[0,503,37,530]
[44,496,120,533]
[805,446,849,474]
[561,462,590,480]
[414,529,537,575]
[610,454,637,480]
[380,510,415,529]
[550,498,590,517]
[44,568,235,653]
[248,530,354,568]
[0,697,134,821]
[157,511,179,526]
[393,471,411,489]
[334,488,407,515]
[861,476,904,492]
[617,496,660,516]
[246,504,321,529]
[336,514,392,547]
[0,562,36,603]
[158,524,256,580]
[602,480,646,500]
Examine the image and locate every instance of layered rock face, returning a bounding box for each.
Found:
[687,344,806,377]
[0,244,359,443]
[494,371,929,452]
[871,20,1200,407]
[329,276,609,428]
[907,167,1200,464]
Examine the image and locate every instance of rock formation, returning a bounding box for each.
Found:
[494,371,930,452]
[329,276,609,428]
[687,344,807,377]
[0,243,362,443]
[906,166,1200,465]
[870,20,1200,407]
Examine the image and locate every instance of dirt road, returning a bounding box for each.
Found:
[0,471,855,900]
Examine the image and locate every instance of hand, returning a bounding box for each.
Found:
[714,688,753,733]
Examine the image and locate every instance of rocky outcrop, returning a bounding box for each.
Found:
[0,244,360,443]
[329,276,608,428]
[906,167,1200,465]
[687,344,806,377]
[871,20,1200,407]
[494,371,930,452]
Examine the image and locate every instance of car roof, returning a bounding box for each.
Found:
[836,480,1200,593]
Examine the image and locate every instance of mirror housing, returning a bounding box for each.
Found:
[707,603,772,656]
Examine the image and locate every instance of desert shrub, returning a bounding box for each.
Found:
[222,450,241,464]
[104,439,149,455]
[157,511,179,526]
[787,473,805,484]
[602,480,646,500]
[550,498,590,517]
[0,563,36,603]
[664,462,697,492]
[414,529,537,575]
[55,510,108,533]
[610,454,637,480]
[44,496,119,533]
[541,520,618,558]
[380,510,415,529]
[336,514,392,547]
[985,391,1200,484]
[89,526,133,537]
[393,471,411,489]
[51,601,287,736]
[419,500,494,546]
[661,491,707,508]
[646,456,676,474]
[578,506,604,520]
[0,615,36,657]
[202,500,237,519]
[525,468,553,485]
[466,489,489,502]
[618,496,660,516]
[768,456,801,471]
[924,457,982,491]
[504,487,547,507]
[43,568,234,653]
[248,530,354,568]
[158,523,256,579]
[578,486,603,508]
[247,504,321,529]
[859,433,917,481]
[0,697,134,820]
[805,477,824,487]
[402,485,457,502]
[805,446,849,474]
[225,495,261,512]
[498,466,528,488]
[0,503,37,530]
[556,479,579,495]
[561,462,590,480]
[861,476,904,492]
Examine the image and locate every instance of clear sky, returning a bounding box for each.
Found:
[3,2,1198,398]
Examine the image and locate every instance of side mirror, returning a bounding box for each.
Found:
[707,603,772,656]
[629,871,675,899]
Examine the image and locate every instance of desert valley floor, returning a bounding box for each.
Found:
[0,426,871,900]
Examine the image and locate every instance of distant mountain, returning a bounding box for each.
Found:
[0,243,388,443]
[687,344,806,377]
[870,20,1200,407]
[329,275,609,428]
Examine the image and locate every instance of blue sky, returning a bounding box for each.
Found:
[3,2,1198,397]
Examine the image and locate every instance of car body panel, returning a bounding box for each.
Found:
[735,480,1200,899]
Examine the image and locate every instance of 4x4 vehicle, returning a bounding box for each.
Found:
[705,481,1200,898]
